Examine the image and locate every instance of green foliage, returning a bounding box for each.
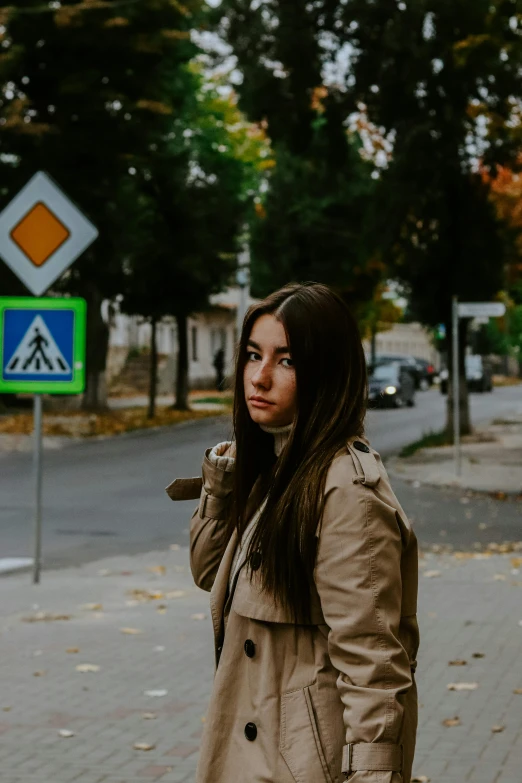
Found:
[399,430,451,458]
[214,1,380,303]
[119,72,268,322]
[341,0,522,329]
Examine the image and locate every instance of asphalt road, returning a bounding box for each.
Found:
[1,386,521,569]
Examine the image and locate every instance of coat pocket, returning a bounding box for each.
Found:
[280,686,334,783]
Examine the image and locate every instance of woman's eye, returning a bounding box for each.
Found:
[281,357,294,368]
[247,351,261,362]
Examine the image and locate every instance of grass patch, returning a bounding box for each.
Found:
[0,407,223,438]
[399,430,451,458]
[192,396,233,406]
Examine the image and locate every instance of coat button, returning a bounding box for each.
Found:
[244,639,256,658]
[353,440,370,453]
[244,722,257,741]
[250,552,262,571]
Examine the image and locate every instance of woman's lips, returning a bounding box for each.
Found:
[249,396,274,408]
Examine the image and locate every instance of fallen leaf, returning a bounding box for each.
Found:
[166,590,186,599]
[169,544,180,551]
[148,565,166,575]
[191,613,206,620]
[448,660,467,666]
[120,627,143,635]
[134,742,155,751]
[412,776,430,782]
[2,707,12,712]
[472,652,485,658]
[491,725,505,733]
[478,523,487,530]
[157,605,167,614]
[66,648,80,654]
[513,688,522,694]
[80,603,103,611]
[511,557,522,569]
[144,689,168,698]
[22,612,71,623]
[58,729,75,738]
[493,574,507,581]
[460,497,470,504]
[33,670,46,677]
[442,717,461,727]
[127,589,164,602]
[142,713,157,720]
[447,682,478,691]
[424,570,441,578]
[75,664,100,673]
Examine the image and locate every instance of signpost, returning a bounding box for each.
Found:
[0,171,97,583]
[452,298,506,478]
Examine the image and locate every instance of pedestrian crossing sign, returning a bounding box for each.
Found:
[0,297,86,394]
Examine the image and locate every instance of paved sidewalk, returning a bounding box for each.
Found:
[388,411,522,496]
[0,545,521,783]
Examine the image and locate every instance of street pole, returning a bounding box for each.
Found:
[33,394,43,584]
[452,296,461,477]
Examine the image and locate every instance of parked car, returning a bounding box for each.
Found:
[371,354,420,388]
[439,355,493,394]
[368,362,416,408]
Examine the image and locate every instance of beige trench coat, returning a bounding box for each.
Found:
[167,437,419,783]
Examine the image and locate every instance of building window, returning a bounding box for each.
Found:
[191,326,198,362]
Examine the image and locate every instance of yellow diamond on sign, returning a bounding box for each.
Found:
[10,202,70,267]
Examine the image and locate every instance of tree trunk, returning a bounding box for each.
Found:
[174,314,189,410]
[148,317,158,420]
[82,284,110,411]
[446,316,471,437]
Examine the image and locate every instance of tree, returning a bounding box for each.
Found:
[120,73,269,412]
[212,1,379,306]
[338,0,522,435]
[0,0,202,408]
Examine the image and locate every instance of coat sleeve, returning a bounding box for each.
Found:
[314,476,413,783]
[190,446,235,592]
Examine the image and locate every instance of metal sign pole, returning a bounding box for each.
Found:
[33,394,43,584]
[452,296,461,477]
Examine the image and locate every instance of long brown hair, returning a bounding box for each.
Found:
[227,282,367,621]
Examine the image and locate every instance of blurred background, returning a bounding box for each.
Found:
[0,4,521,783]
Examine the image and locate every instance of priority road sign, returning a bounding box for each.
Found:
[0,297,86,394]
[0,172,98,296]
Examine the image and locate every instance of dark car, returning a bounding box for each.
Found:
[439,355,493,394]
[372,354,420,389]
[368,362,416,408]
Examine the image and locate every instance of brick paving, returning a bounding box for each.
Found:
[0,545,521,782]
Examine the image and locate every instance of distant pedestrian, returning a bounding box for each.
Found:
[167,283,419,783]
[213,347,225,390]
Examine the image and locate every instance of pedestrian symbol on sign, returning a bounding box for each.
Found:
[3,311,73,382]
[7,316,70,375]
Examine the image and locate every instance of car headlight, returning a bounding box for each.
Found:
[385,386,397,395]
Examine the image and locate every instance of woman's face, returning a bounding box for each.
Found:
[244,314,297,427]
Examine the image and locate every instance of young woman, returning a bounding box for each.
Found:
[167,283,419,783]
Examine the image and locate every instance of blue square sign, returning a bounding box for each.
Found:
[0,297,86,394]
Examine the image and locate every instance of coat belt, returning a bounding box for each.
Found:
[342,742,403,774]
